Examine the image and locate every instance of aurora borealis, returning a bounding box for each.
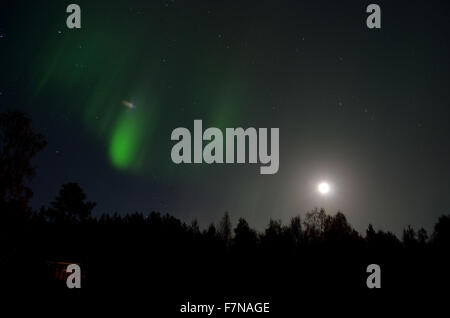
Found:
[109,110,144,170]
[2,0,450,235]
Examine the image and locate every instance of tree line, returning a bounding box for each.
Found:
[1,110,449,292]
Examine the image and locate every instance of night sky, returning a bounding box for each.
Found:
[1,0,450,235]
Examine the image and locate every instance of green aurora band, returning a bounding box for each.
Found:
[7,1,249,177]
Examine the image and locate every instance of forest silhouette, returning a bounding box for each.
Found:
[1,111,450,296]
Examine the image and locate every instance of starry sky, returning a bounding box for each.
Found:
[1,0,450,234]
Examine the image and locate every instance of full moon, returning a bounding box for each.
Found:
[318,182,330,194]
